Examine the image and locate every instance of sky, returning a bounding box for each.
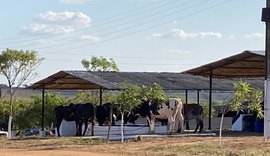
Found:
[0,0,266,85]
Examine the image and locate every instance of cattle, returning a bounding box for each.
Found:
[54,103,95,137]
[53,103,75,137]
[72,103,95,136]
[123,100,150,124]
[150,98,184,134]
[125,98,184,134]
[96,103,119,126]
[182,104,204,133]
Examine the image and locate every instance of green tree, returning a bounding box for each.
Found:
[29,93,67,129]
[116,82,141,142]
[0,99,32,131]
[219,81,263,146]
[81,56,119,71]
[70,91,99,104]
[230,81,263,118]
[140,83,166,104]
[0,48,42,139]
[69,91,117,105]
[201,101,216,118]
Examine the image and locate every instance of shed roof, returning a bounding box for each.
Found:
[28,71,118,90]
[181,50,265,78]
[28,70,241,91]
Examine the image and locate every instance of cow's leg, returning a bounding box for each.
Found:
[75,122,79,136]
[90,117,95,136]
[146,116,155,133]
[55,119,62,137]
[167,116,175,134]
[185,121,190,130]
[175,111,184,133]
[82,121,88,136]
[75,121,82,136]
[194,119,199,133]
[199,118,204,133]
[79,122,83,136]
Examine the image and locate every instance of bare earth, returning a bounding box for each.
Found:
[0,131,269,156]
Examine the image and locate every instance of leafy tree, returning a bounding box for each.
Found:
[0,48,42,138]
[201,101,216,118]
[31,93,67,129]
[81,56,119,71]
[0,93,66,132]
[219,81,263,146]
[230,81,263,118]
[70,91,99,104]
[0,99,32,131]
[116,82,141,142]
[69,90,117,105]
[139,83,166,104]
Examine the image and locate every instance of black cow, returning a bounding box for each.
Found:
[73,103,95,136]
[54,103,95,136]
[124,100,172,125]
[124,100,152,124]
[96,103,119,126]
[128,101,203,133]
[54,103,75,137]
[182,104,204,133]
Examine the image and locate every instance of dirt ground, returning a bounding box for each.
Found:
[0,131,269,156]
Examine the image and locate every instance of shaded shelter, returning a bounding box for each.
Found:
[29,70,241,132]
[182,50,265,130]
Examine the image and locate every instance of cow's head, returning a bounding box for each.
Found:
[66,103,76,117]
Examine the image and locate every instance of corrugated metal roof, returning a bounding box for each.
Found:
[28,71,118,90]
[28,70,264,91]
[182,50,265,78]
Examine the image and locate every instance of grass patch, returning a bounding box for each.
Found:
[147,143,226,155]
[60,137,107,145]
[145,143,270,156]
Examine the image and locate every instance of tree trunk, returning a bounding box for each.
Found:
[219,113,225,146]
[7,116,13,139]
[121,113,124,143]
[7,86,13,139]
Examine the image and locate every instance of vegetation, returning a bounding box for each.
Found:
[116,82,141,142]
[219,81,263,146]
[0,93,66,132]
[81,56,119,71]
[0,48,42,138]
[140,83,166,104]
[69,90,117,105]
[201,101,216,118]
[230,81,263,118]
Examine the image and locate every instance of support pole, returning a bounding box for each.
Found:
[185,90,188,104]
[208,70,213,130]
[197,90,200,104]
[185,90,189,130]
[262,1,270,138]
[100,87,103,105]
[42,86,45,131]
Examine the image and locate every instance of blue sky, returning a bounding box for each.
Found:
[0,0,266,84]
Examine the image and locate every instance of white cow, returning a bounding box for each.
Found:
[149,98,184,134]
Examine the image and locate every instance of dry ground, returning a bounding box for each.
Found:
[0,131,269,156]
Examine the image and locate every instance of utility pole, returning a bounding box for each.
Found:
[262,0,270,139]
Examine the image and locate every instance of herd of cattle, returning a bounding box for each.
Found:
[54,98,204,137]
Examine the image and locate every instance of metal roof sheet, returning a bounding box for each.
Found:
[182,50,265,78]
[28,71,245,91]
